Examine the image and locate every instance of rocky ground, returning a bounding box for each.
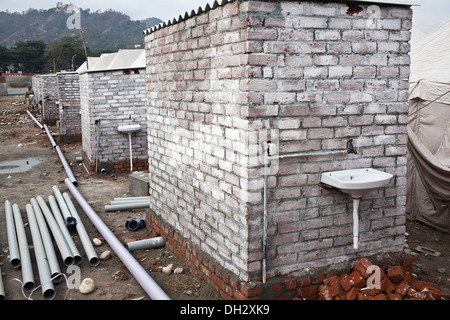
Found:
[0,94,448,301]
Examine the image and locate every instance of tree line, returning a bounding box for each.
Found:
[0,35,110,74]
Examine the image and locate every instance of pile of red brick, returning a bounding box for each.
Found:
[318,257,442,300]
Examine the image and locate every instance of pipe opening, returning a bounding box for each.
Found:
[64,256,74,266]
[89,257,100,267]
[23,281,35,293]
[43,288,56,300]
[74,255,82,265]
[10,258,21,269]
[52,273,62,284]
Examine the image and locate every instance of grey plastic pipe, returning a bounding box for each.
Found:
[25,204,56,300]
[62,192,100,267]
[36,196,74,266]
[126,237,166,252]
[0,266,5,300]
[12,204,35,292]
[52,186,99,266]
[48,195,82,265]
[105,201,150,212]
[43,124,57,148]
[4,200,20,268]
[64,178,170,300]
[30,198,62,283]
[26,110,44,129]
[55,145,78,186]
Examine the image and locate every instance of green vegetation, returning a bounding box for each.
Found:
[0,5,162,73]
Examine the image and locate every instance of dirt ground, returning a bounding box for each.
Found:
[0,95,222,301]
[0,95,449,301]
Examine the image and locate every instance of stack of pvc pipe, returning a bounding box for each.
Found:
[104,196,150,212]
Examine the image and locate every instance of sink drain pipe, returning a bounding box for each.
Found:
[262,144,348,283]
[64,178,170,300]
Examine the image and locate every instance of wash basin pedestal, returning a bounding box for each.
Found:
[118,125,142,172]
[352,198,361,249]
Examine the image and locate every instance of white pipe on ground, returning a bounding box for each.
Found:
[12,204,35,292]
[25,204,56,300]
[30,198,62,283]
[4,200,20,268]
[64,178,170,300]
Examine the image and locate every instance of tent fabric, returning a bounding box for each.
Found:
[409,19,450,105]
[407,19,450,233]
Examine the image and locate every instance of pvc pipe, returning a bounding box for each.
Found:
[125,218,146,231]
[30,198,62,283]
[4,200,21,268]
[36,196,74,266]
[55,145,78,186]
[12,204,35,292]
[111,198,149,204]
[127,133,133,172]
[114,196,149,201]
[126,237,166,252]
[48,195,82,265]
[43,124,57,148]
[261,145,349,283]
[25,204,56,300]
[105,201,150,212]
[26,110,44,129]
[64,178,170,300]
[352,198,361,250]
[62,192,100,267]
[52,186,75,225]
[0,266,5,300]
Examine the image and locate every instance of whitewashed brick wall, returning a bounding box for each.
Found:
[57,72,81,141]
[79,69,148,172]
[145,0,412,281]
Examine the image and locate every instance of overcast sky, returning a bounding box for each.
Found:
[1,0,448,34]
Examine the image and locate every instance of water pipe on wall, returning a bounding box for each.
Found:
[261,143,348,283]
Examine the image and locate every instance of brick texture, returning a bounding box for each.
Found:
[145,0,412,283]
[57,72,82,142]
[79,69,148,174]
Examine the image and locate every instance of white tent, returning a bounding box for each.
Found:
[407,19,450,233]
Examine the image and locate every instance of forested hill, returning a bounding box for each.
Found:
[0,6,162,52]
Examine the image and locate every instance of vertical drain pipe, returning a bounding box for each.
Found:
[25,204,56,300]
[4,200,21,268]
[12,204,35,292]
[64,178,171,300]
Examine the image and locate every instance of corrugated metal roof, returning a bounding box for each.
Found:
[77,49,145,74]
[143,0,419,36]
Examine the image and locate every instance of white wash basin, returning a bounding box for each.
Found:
[118,124,142,133]
[321,168,394,250]
[320,168,393,198]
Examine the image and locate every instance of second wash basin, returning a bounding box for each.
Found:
[321,168,393,198]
